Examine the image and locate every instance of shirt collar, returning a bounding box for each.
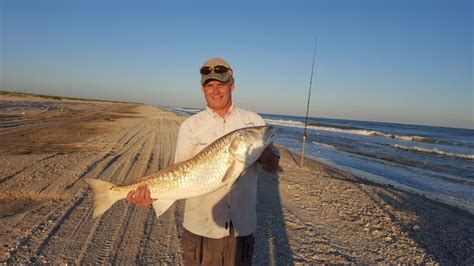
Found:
[206,103,235,119]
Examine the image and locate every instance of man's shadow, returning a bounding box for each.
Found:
[254,166,293,264]
[209,164,293,264]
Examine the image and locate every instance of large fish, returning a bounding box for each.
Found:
[84,125,275,218]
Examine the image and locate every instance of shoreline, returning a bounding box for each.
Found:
[298,151,474,216]
[1,97,473,264]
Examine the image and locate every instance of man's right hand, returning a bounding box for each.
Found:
[126,184,155,207]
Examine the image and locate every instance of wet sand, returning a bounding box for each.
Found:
[0,95,473,264]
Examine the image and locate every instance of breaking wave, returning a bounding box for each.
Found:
[160,106,203,116]
[265,119,456,146]
[366,131,433,143]
[391,144,474,160]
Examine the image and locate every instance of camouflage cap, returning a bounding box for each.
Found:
[200,58,234,86]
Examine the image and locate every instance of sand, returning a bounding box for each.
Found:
[0,95,473,264]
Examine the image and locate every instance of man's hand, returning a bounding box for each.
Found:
[126,184,155,207]
[257,143,280,174]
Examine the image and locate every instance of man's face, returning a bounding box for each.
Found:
[202,80,234,111]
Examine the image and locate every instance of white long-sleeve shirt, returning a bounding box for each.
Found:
[175,104,265,239]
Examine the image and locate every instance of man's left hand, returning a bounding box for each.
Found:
[258,143,280,173]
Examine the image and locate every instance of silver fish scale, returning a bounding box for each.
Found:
[113,129,237,198]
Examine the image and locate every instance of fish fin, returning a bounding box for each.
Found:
[152,200,175,217]
[83,178,123,219]
[222,160,245,183]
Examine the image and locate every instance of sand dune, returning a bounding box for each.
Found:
[0,96,473,264]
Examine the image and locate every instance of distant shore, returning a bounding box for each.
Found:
[0,90,143,104]
[0,95,473,264]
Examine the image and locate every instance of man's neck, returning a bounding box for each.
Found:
[209,103,233,118]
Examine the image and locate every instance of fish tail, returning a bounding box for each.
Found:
[83,178,124,218]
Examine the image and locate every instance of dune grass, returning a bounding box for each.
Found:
[0,91,141,104]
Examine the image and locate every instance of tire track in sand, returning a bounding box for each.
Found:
[79,120,169,264]
[111,119,184,264]
[44,122,148,264]
[35,124,149,263]
[0,153,64,185]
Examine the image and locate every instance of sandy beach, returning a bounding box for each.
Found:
[0,95,473,264]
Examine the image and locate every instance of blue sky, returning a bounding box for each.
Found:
[1,0,472,128]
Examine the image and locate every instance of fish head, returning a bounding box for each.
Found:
[229,126,276,167]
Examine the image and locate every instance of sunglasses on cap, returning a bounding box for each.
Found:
[200,65,231,75]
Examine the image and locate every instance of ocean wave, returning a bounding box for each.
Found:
[265,119,304,128]
[392,144,474,160]
[366,131,433,143]
[265,118,453,145]
[311,141,337,150]
[160,106,203,115]
[172,107,203,113]
[306,121,362,130]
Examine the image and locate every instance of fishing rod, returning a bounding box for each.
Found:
[301,36,318,168]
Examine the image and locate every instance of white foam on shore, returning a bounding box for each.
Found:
[304,152,474,215]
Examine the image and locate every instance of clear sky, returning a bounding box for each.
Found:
[1,0,472,129]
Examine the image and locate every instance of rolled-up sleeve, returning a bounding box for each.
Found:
[175,120,194,163]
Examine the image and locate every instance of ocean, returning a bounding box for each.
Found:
[163,106,474,211]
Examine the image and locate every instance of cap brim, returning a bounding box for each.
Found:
[201,73,232,85]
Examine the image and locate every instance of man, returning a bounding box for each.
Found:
[127,58,280,265]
